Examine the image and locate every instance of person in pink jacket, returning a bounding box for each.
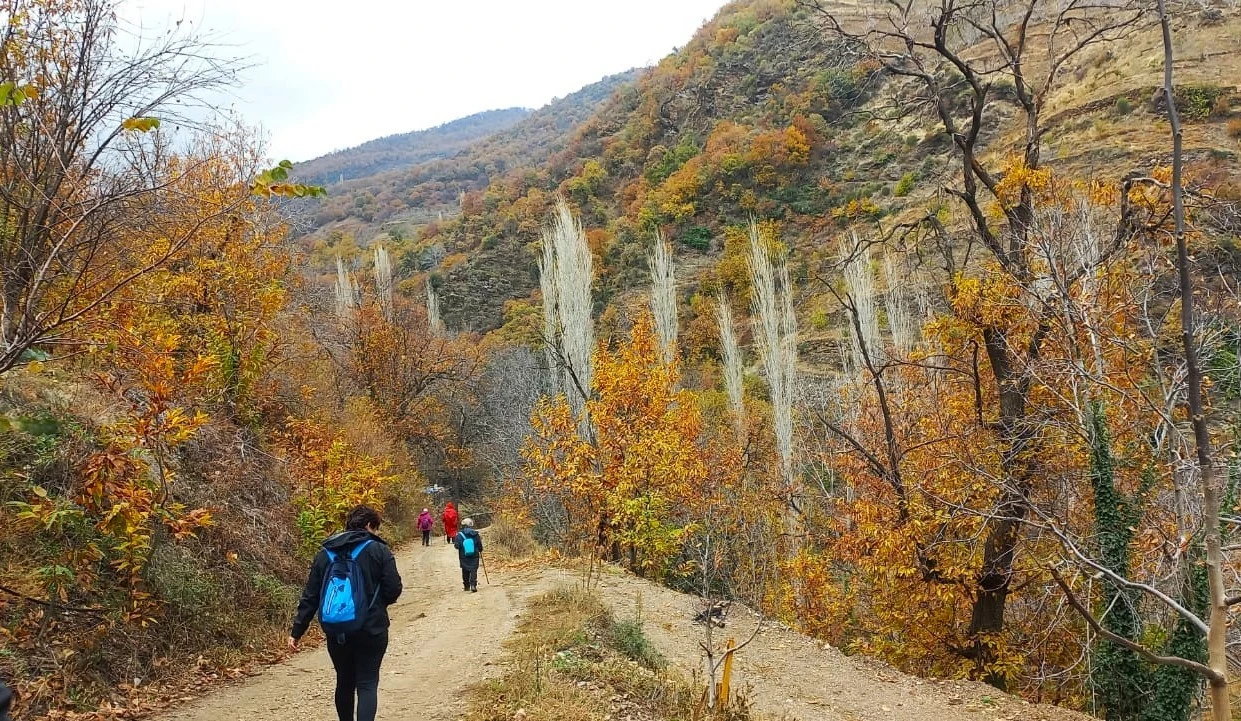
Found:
[417,508,434,547]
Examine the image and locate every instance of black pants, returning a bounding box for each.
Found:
[421,529,431,546]
[326,631,388,721]
[461,566,478,590]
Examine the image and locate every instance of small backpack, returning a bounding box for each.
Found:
[319,539,377,637]
[461,534,477,557]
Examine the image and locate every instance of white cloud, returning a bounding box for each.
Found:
[121,0,728,160]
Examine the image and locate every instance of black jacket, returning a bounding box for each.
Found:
[291,530,403,639]
[453,527,483,570]
[0,679,11,721]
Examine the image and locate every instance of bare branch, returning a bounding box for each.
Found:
[1049,567,1221,682]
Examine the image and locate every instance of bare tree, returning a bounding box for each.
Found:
[841,234,882,375]
[883,253,920,357]
[334,256,359,325]
[426,280,445,338]
[1152,23,1230,714]
[373,245,394,322]
[539,227,561,394]
[1040,4,1232,719]
[716,295,746,441]
[473,346,544,488]
[812,234,960,588]
[803,0,1148,678]
[539,197,595,414]
[0,0,247,372]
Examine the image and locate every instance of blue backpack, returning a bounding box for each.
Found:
[461,534,477,557]
[319,539,377,637]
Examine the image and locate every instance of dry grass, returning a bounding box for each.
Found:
[467,586,749,721]
[488,516,539,559]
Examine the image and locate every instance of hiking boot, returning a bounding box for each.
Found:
[471,587,478,593]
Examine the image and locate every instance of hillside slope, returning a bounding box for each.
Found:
[293,107,531,186]
[305,70,642,234]
[400,0,1240,335]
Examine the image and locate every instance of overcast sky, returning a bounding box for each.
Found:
[121,0,730,162]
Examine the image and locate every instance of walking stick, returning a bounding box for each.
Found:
[480,552,490,585]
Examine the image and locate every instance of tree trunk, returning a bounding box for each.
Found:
[967,327,1037,688]
[1156,1,1230,718]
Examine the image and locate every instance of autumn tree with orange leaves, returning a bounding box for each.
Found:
[524,315,740,578]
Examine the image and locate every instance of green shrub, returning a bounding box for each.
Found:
[251,571,300,617]
[809,308,829,331]
[607,619,665,670]
[681,226,712,252]
[644,134,700,186]
[147,544,220,619]
[893,172,916,197]
[1114,97,1133,115]
[1175,85,1226,120]
[1208,339,1239,401]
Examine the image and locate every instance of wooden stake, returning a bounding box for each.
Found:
[717,638,737,711]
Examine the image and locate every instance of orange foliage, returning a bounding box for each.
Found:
[523,315,740,577]
[278,415,394,555]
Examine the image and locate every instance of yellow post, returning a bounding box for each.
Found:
[716,638,736,711]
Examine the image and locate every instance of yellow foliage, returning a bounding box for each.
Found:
[522,315,732,577]
[280,416,394,555]
[993,154,1053,209]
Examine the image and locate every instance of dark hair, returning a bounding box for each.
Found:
[345,505,382,531]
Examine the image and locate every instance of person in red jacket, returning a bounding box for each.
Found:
[441,501,459,544]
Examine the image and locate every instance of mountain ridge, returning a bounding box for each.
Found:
[292,107,532,186]
[303,69,643,234]
[411,0,1241,336]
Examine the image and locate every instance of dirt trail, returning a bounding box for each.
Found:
[159,541,561,721]
[594,569,1091,721]
[159,547,1089,721]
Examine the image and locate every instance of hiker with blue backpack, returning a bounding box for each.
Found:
[453,517,483,592]
[289,505,403,721]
